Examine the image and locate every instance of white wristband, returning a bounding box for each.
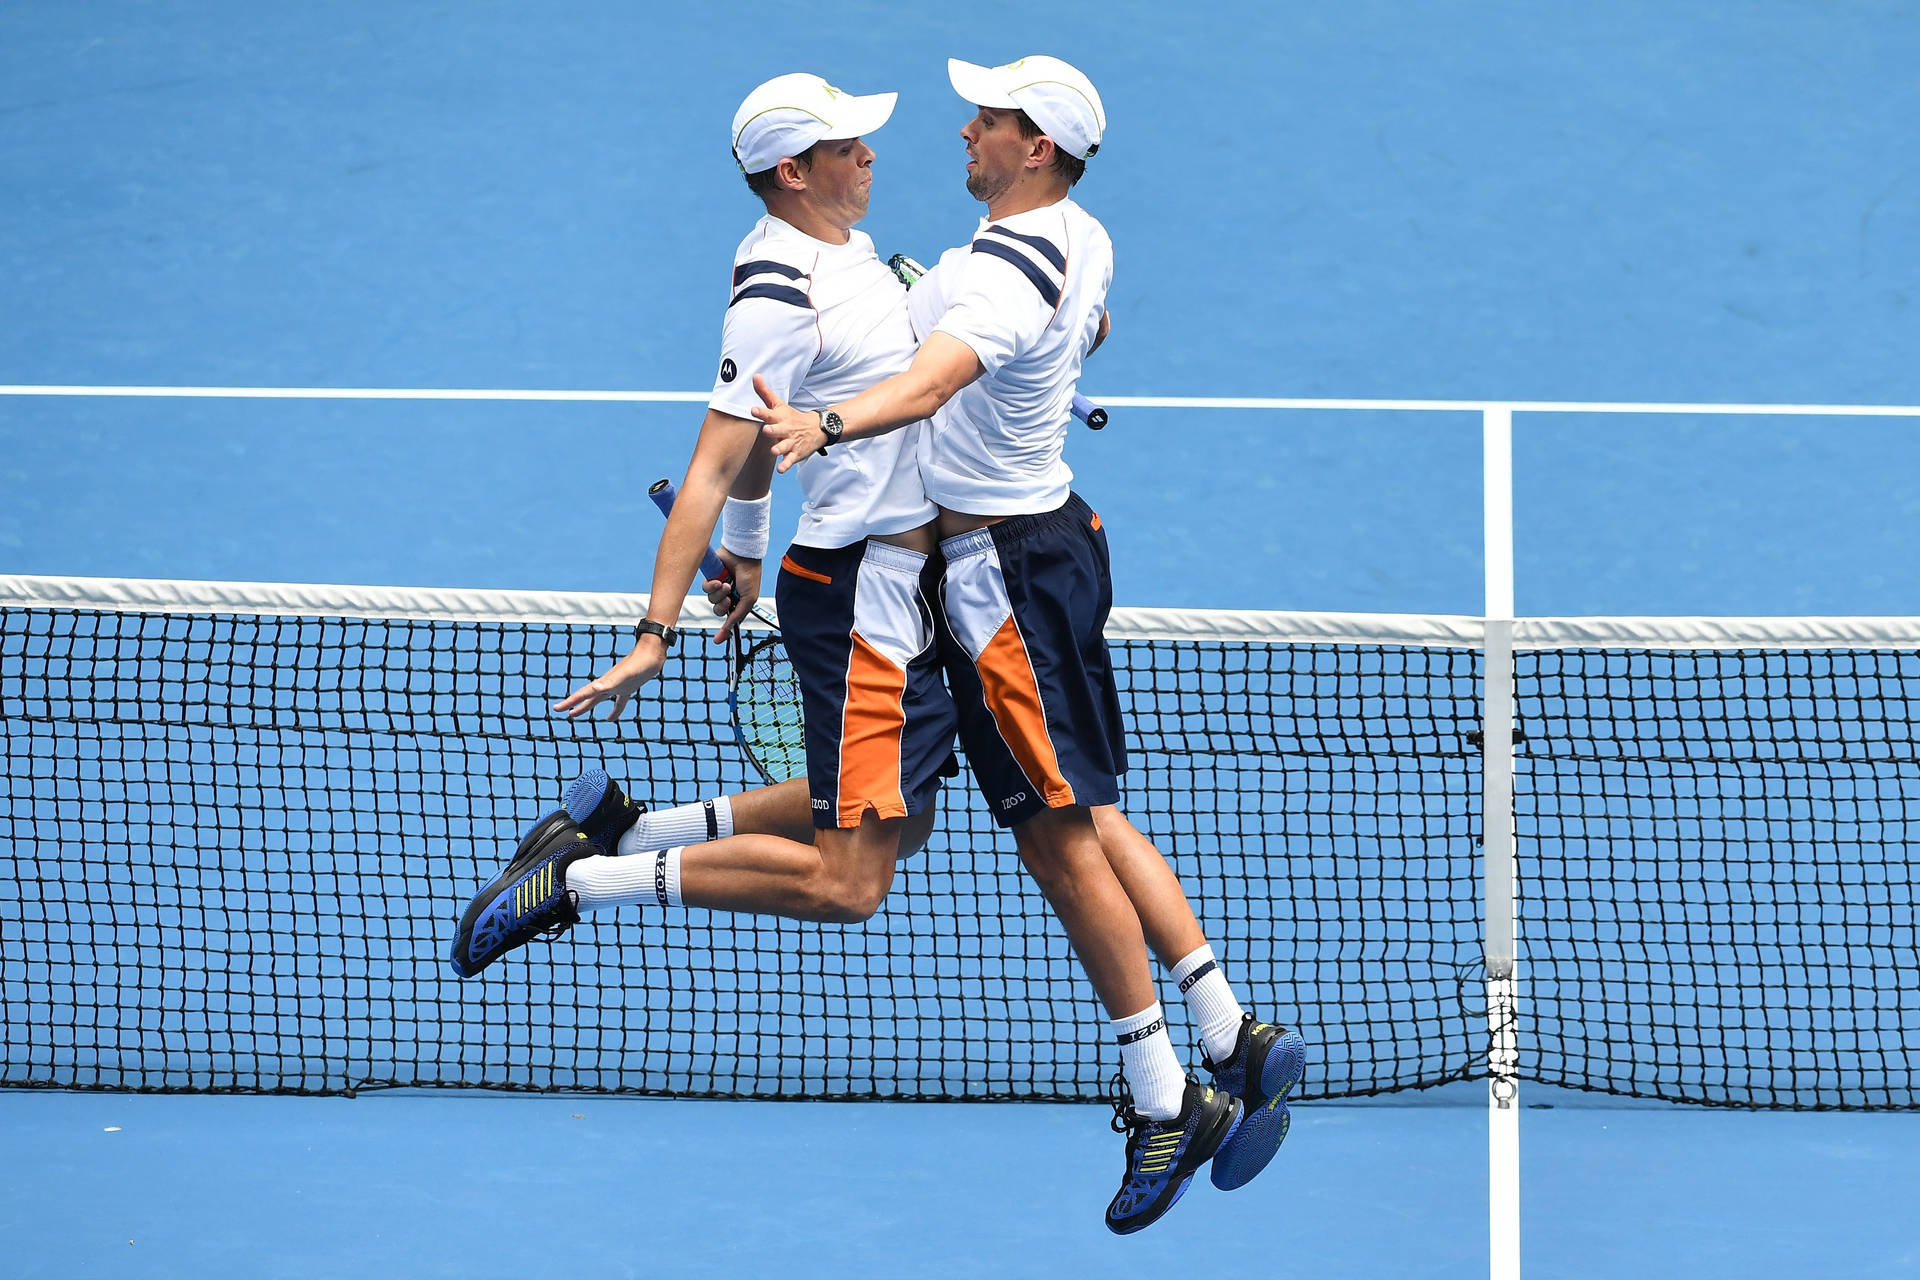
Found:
[720,493,772,560]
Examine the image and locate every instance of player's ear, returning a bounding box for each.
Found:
[777,155,807,192]
[1027,133,1056,172]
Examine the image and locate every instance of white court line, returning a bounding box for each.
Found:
[3,385,1920,416]
[1102,396,1920,416]
[0,385,709,403]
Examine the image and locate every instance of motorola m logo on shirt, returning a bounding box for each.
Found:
[720,358,737,383]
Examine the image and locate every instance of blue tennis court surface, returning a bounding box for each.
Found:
[4,2,1918,1276]
[2,1091,1913,1279]
[5,1,1920,615]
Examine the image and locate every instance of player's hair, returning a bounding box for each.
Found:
[1013,110,1086,187]
[744,144,817,199]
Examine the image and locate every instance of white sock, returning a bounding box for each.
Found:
[568,846,684,912]
[617,795,732,855]
[1171,944,1248,1065]
[1113,1003,1186,1120]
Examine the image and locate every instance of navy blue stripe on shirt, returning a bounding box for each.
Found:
[733,259,809,286]
[981,224,1067,273]
[729,282,814,310]
[970,238,1062,308]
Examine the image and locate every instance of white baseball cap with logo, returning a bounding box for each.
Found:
[946,56,1106,160]
[731,73,897,175]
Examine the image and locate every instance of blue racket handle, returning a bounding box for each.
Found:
[646,479,730,582]
[1072,393,1108,430]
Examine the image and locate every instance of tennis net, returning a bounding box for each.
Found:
[1,576,1914,1108]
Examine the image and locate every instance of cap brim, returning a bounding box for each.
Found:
[947,59,1019,109]
[818,89,897,141]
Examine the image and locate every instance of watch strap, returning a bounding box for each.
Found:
[635,618,679,648]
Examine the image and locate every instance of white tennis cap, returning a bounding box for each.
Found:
[947,56,1105,160]
[731,73,897,175]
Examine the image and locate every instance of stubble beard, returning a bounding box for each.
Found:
[965,165,1011,206]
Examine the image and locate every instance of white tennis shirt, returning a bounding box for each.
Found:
[708,215,935,550]
[908,197,1113,516]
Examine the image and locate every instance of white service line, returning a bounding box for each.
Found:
[4,385,1920,416]
[0,385,709,402]
[1100,395,1920,416]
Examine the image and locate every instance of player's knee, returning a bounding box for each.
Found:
[1014,808,1102,895]
[837,878,891,923]
[1089,803,1127,845]
[896,807,938,859]
[808,830,896,923]
[812,873,887,923]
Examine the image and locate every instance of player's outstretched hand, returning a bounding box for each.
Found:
[707,549,761,644]
[553,641,668,722]
[751,374,825,473]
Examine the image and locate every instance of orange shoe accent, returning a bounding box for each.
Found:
[780,553,832,585]
[837,630,909,825]
[975,617,1075,807]
[1090,513,1102,531]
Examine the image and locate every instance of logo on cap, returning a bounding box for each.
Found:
[720,358,737,383]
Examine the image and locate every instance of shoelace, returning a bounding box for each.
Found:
[1108,1072,1205,1171]
[502,881,578,948]
[534,889,582,939]
[1107,1072,1148,1156]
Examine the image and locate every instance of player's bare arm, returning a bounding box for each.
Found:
[554,407,763,721]
[753,332,982,472]
[706,430,777,640]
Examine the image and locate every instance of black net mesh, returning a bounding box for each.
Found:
[1517,647,1920,1110]
[1,602,1482,1099]
[5,600,1915,1108]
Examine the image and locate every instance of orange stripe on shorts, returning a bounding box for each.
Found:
[974,616,1075,808]
[837,630,909,825]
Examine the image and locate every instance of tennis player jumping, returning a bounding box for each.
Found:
[755,55,1308,1233]
[448,74,959,958]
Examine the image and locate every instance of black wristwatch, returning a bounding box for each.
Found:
[818,409,845,454]
[635,618,679,649]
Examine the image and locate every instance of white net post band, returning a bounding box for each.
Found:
[1482,406,1522,1280]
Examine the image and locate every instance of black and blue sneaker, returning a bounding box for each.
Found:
[447,809,597,978]
[1206,1015,1308,1190]
[1105,1078,1243,1235]
[562,767,643,853]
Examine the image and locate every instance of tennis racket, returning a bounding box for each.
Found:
[888,253,1110,429]
[647,478,806,784]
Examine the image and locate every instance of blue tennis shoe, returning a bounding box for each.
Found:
[1105,1078,1242,1234]
[447,809,596,978]
[562,767,643,852]
[1206,1015,1307,1191]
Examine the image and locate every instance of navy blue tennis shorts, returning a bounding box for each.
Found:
[935,493,1128,828]
[775,538,958,830]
